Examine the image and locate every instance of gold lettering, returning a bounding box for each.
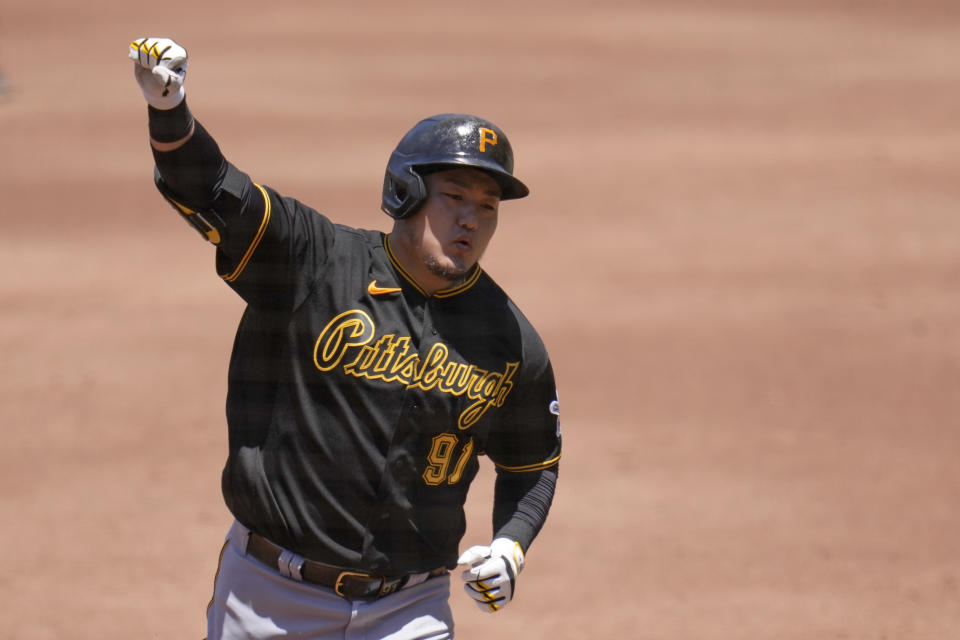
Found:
[391,345,420,381]
[414,343,450,390]
[312,310,518,429]
[458,399,488,431]
[478,127,497,152]
[457,361,518,429]
[423,433,458,486]
[437,362,473,395]
[345,334,395,375]
[313,310,375,371]
[448,437,474,485]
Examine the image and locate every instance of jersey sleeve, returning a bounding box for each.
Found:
[212,183,336,311]
[152,118,336,311]
[484,335,562,473]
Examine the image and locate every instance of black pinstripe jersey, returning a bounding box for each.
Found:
[201,176,561,575]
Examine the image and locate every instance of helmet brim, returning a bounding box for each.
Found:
[415,162,529,201]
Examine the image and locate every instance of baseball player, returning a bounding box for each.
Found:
[129,37,561,639]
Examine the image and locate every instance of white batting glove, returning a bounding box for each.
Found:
[457,538,525,613]
[128,37,188,110]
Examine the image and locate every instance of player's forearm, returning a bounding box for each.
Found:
[149,101,229,209]
[492,465,558,552]
[148,101,194,150]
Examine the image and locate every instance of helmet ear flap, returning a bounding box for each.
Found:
[382,163,427,219]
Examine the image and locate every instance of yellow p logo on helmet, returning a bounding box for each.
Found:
[479,127,498,152]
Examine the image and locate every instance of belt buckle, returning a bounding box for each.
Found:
[334,571,379,598]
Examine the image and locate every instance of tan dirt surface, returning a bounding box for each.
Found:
[2,1,960,638]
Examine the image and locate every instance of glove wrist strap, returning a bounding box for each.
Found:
[148,100,194,144]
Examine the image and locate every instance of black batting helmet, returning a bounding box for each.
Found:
[381,113,529,219]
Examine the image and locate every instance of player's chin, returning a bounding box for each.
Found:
[426,254,476,281]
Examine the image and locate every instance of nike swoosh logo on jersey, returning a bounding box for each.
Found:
[368,280,402,296]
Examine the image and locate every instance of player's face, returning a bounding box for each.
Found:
[393,168,500,291]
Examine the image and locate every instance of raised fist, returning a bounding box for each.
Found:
[129,37,188,110]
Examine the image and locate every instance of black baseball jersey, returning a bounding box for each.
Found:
[159,156,561,575]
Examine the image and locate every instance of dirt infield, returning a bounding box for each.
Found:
[2,1,960,638]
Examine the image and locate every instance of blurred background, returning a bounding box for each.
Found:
[2,1,960,638]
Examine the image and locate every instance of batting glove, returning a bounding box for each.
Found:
[457,537,525,613]
[128,37,188,110]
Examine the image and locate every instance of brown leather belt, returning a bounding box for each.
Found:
[245,532,446,600]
